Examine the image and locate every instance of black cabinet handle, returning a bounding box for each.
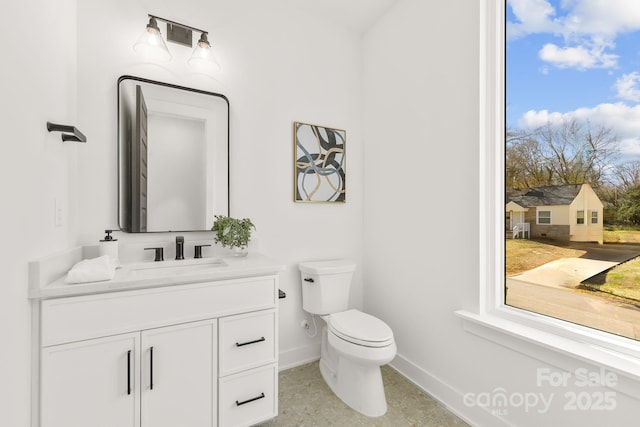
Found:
[303,277,314,283]
[235,337,266,347]
[149,346,154,390]
[235,392,265,406]
[127,350,132,395]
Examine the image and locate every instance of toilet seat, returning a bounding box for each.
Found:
[328,309,394,348]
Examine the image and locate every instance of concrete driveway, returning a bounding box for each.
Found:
[509,242,640,289]
[506,242,640,339]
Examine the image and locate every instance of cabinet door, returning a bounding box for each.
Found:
[140,319,217,427]
[41,333,140,427]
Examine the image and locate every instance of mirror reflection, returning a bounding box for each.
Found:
[118,76,229,232]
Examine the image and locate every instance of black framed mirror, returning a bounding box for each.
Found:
[118,76,229,232]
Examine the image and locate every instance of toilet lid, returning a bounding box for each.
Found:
[329,309,394,347]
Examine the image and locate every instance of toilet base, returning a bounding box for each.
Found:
[319,327,389,417]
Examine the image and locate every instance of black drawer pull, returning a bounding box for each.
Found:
[235,337,266,347]
[127,350,132,395]
[149,346,154,390]
[235,392,265,406]
[303,277,314,283]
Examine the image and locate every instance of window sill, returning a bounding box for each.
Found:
[456,309,640,398]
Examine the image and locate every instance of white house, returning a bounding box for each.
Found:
[506,183,604,244]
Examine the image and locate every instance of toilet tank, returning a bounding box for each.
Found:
[298,259,356,315]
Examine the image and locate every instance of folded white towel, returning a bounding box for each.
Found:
[65,255,117,284]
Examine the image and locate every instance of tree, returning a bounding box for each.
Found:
[617,185,640,225]
[506,128,553,188]
[535,118,618,187]
[611,162,640,193]
[506,119,619,190]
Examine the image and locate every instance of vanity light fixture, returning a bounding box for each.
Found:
[134,14,220,72]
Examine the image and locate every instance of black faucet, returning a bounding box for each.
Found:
[175,236,184,260]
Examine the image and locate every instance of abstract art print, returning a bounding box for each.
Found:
[294,122,346,202]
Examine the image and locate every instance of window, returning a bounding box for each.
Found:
[536,210,551,224]
[504,0,640,345]
[459,0,640,390]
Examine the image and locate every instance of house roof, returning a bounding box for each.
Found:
[506,184,583,207]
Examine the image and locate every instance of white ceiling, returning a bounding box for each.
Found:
[283,0,400,33]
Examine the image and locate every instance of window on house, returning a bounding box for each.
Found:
[505,0,640,342]
[537,210,550,225]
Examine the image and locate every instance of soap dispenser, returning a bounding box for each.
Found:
[99,229,119,266]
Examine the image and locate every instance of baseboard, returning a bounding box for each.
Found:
[278,343,321,371]
[389,353,513,427]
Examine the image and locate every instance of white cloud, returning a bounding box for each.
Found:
[509,0,640,38]
[615,72,640,101]
[508,0,561,39]
[508,0,640,71]
[538,43,617,69]
[561,0,640,37]
[518,103,640,159]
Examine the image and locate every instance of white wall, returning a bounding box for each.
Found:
[363,1,640,426]
[1,1,78,425]
[75,0,364,369]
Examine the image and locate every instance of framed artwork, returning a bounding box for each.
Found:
[294,122,346,203]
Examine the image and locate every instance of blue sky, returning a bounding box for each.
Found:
[506,0,640,158]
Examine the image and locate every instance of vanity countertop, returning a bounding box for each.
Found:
[29,248,285,300]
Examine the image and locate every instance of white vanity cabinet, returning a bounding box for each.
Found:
[41,332,141,427]
[34,271,280,427]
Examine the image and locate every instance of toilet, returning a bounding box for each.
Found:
[298,259,396,417]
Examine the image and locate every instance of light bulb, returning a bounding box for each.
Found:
[134,17,172,62]
[188,33,220,73]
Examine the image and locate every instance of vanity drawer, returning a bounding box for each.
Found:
[219,309,276,376]
[41,277,276,347]
[219,364,277,427]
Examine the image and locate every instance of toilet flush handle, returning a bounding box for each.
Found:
[304,277,314,283]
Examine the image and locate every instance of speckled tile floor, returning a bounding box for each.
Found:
[258,362,469,427]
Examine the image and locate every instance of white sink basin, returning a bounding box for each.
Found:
[126,258,227,279]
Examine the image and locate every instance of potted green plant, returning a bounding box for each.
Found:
[211,215,255,256]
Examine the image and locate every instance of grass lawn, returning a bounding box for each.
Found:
[597,225,640,302]
[604,225,640,244]
[505,239,586,276]
[582,259,640,301]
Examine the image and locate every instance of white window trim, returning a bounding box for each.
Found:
[577,210,585,225]
[591,210,599,224]
[537,210,551,225]
[456,0,640,391]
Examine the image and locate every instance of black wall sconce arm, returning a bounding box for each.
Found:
[46,121,87,143]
